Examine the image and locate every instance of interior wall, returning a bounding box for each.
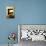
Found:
[0,0,46,44]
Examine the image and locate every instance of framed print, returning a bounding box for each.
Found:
[6,6,15,18]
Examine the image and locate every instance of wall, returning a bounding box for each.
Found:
[18,0,46,24]
[0,0,46,44]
